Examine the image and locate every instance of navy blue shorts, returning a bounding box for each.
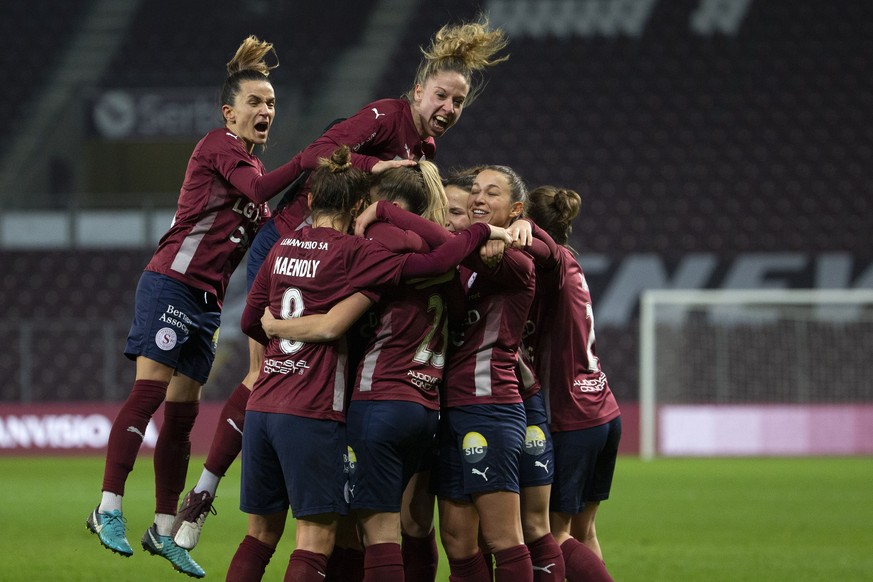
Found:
[433,403,526,501]
[346,400,439,512]
[520,391,555,488]
[550,416,622,515]
[246,217,280,292]
[240,411,348,518]
[124,271,221,384]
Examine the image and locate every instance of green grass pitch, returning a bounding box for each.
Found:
[0,455,871,580]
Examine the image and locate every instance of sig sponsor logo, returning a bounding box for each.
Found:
[524,425,547,456]
[462,431,488,463]
[343,447,358,503]
[0,415,158,450]
[344,446,358,475]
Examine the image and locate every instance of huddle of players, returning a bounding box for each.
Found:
[221,153,621,582]
[203,19,621,582]
[84,13,620,582]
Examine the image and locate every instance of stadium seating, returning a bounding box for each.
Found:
[371,0,873,399]
[3,0,872,405]
[0,0,90,160]
[100,0,378,101]
[0,250,146,401]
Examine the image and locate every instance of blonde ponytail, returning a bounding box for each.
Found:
[407,15,509,107]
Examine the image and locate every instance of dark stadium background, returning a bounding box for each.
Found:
[2,0,871,455]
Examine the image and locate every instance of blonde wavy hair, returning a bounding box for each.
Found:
[405,15,509,107]
[370,161,449,227]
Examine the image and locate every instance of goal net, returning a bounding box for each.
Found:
[639,289,873,459]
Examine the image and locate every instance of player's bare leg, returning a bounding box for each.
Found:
[570,502,602,559]
[550,505,613,582]
[285,514,337,579]
[473,491,533,581]
[521,484,564,580]
[401,471,439,582]
[227,510,286,580]
[359,510,404,580]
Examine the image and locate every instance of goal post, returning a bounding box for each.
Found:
[639,289,873,460]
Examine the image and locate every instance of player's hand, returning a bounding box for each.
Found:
[261,308,278,338]
[480,239,505,268]
[487,224,513,244]
[354,201,380,237]
[372,159,417,174]
[507,219,533,248]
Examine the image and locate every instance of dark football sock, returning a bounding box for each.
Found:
[494,544,533,582]
[154,399,198,514]
[363,542,404,582]
[528,533,565,581]
[204,382,250,477]
[561,538,615,582]
[227,535,276,581]
[285,549,329,582]
[447,551,491,582]
[402,530,438,582]
[101,379,167,495]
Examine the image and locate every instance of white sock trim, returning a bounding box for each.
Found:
[99,492,123,513]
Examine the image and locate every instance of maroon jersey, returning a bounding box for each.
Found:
[244,223,492,420]
[353,221,450,410]
[444,249,536,407]
[516,219,561,401]
[301,98,435,172]
[245,228,408,421]
[516,347,542,400]
[533,247,620,432]
[274,98,435,236]
[146,128,271,301]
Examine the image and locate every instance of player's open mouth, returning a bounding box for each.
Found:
[432,115,449,131]
[255,122,269,132]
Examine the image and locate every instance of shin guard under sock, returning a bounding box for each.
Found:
[561,538,615,582]
[528,534,565,581]
[447,551,491,582]
[363,542,404,582]
[204,382,250,477]
[285,549,329,582]
[154,399,199,514]
[494,544,533,582]
[101,379,167,496]
[227,535,276,582]
[402,530,438,582]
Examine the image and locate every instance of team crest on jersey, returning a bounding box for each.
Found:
[155,327,177,351]
[524,426,547,455]
[462,432,488,463]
